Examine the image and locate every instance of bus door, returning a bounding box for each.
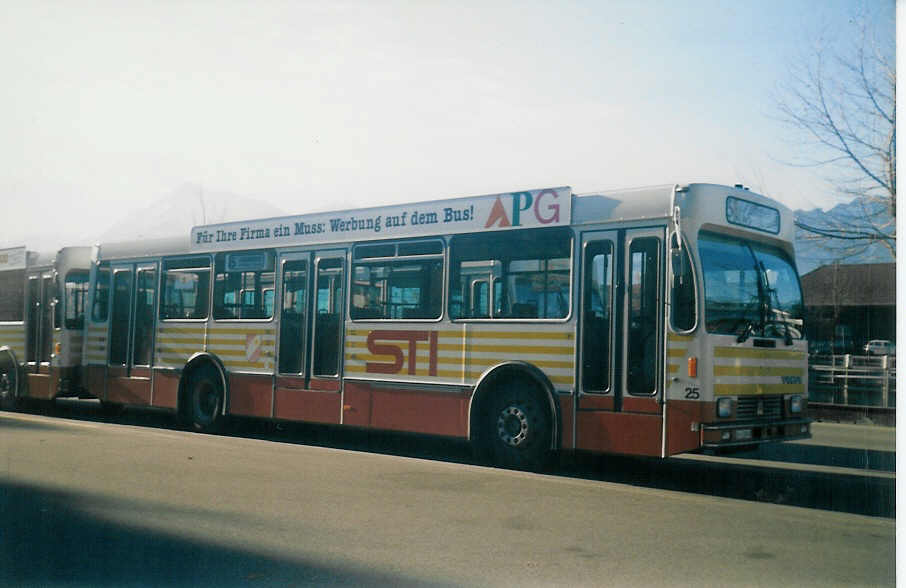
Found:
[24,271,55,398]
[274,250,346,423]
[577,228,664,455]
[106,262,158,405]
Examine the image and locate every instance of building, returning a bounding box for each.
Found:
[800,262,895,353]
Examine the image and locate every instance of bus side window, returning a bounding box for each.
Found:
[312,258,344,377]
[64,270,89,330]
[670,234,696,332]
[582,242,612,393]
[91,267,110,322]
[627,238,659,395]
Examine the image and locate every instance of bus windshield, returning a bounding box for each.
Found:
[698,232,803,340]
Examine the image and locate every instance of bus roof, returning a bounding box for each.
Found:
[92,182,793,259]
[95,236,191,262]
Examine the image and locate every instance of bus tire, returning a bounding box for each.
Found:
[99,400,124,417]
[0,350,19,411]
[479,380,553,472]
[187,366,225,432]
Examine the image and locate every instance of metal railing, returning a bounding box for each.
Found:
[808,354,896,408]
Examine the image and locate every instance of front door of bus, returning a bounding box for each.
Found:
[274,250,346,423]
[106,262,158,406]
[577,229,664,454]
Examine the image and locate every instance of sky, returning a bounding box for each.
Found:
[1,0,895,252]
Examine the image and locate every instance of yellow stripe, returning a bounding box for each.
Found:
[158,345,203,354]
[345,339,572,355]
[667,348,687,358]
[156,336,205,345]
[668,333,694,342]
[714,383,805,396]
[220,360,272,369]
[342,363,574,384]
[157,327,206,335]
[714,365,805,377]
[714,347,805,360]
[346,329,573,340]
[345,353,573,370]
[668,364,679,374]
[206,327,275,335]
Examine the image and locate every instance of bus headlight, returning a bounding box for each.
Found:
[717,397,732,418]
[790,395,803,414]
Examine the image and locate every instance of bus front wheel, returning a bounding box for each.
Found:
[480,381,552,471]
[187,367,225,432]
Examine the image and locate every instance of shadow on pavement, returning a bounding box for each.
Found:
[726,442,895,472]
[0,478,452,587]
[9,400,896,519]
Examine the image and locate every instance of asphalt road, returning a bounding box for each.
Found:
[0,408,895,587]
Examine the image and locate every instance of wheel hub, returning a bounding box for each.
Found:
[497,405,530,447]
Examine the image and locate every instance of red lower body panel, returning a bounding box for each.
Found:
[26,372,53,399]
[107,374,152,406]
[665,400,711,455]
[152,371,179,409]
[229,373,274,418]
[343,380,469,438]
[558,394,574,450]
[576,411,663,457]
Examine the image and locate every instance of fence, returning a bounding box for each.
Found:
[808,354,896,408]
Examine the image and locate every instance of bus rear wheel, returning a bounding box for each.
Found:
[480,381,552,471]
[187,367,225,432]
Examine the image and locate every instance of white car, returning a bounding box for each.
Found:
[863,340,895,356]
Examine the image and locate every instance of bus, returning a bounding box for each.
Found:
[68,183,809,469]
[0,245,92,409]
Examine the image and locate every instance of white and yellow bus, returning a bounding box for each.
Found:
[0,245,92,408]
[77,184,809,469]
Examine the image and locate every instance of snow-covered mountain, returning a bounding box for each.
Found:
[97,184,288,243]
[794,198,895,275]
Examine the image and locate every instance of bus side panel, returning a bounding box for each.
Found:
[106,366,152,405]
[229,373,273,418]
[151,370,179,409]
[273,384,341,424]
[575,412,662,456]
[666,400,711,455]
[26,372,53,399]
[558,394,574,450]
[85,365,106,400]
[342,380,468,438]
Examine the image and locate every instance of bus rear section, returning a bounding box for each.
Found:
[0,246,91,408]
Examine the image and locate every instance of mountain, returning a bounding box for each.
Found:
[794,198,895,275]
[98,184,288,243]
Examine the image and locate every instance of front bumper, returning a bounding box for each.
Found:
[701,418,812,448]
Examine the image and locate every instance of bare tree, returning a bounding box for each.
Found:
[776,15,895,256]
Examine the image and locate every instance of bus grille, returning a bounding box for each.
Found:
[736,395,783,419]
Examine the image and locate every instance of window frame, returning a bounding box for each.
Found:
[448,227,574,322]
[668,233,698,334]
[90,263,111,323]
[63,269,90,330]
[350,238,445,322]
[212,250,277,322]
[159,256,212,322]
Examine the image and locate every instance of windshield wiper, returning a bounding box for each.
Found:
[736,320,756,343]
